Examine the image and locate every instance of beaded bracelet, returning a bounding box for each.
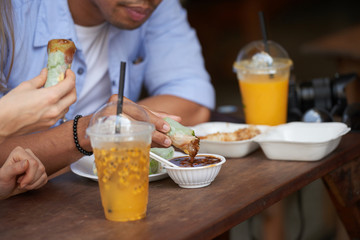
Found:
[73,115,93,156]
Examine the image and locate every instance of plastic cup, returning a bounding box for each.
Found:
[86,102,154,222]
[233,40,293,126]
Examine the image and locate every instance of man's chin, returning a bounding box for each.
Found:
[113,21,145,30]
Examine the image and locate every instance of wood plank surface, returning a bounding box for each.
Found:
[1,132,359,240]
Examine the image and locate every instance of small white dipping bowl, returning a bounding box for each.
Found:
[165,153,226,188]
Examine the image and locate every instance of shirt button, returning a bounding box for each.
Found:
[77,68,84,75]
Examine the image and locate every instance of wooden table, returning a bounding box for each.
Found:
[1,133,359,240]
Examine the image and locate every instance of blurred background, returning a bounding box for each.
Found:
[180,0,360,239]
[183,0,360,109]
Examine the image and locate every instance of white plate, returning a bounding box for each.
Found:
[70,155,98,181]
[254,122,351,161]
[70,151,183,182]
[191,122,270,158]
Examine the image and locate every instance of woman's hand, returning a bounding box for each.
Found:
[0,68,77,143]
[0,146,48,200]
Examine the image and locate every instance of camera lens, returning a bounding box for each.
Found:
[297,77,332,112]
[288,73,358,123]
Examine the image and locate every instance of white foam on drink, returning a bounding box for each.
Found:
[250,51,273,68]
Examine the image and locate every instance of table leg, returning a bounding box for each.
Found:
[322,156,360,239]
[262,201,285,240]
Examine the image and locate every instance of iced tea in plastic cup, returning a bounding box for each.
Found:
[86,102,154,222]
[233,40,293,126]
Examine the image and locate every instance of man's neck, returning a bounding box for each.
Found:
[67,0,105,26]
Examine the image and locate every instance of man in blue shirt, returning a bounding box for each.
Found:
[0,0,215,174]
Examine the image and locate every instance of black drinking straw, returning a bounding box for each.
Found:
[258,11,270,54]
[115,61,126,133]
[258,11,274,78]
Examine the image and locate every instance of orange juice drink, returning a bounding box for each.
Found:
[94,142,150,222]
[234,57,292,126]
[236,58,292,125]
[234,40,293,126]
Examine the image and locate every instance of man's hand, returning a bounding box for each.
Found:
[138,95,211,126]
[108,95,180,147]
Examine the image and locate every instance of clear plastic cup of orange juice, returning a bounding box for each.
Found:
[86,102,154,222]
[233,40,293,126]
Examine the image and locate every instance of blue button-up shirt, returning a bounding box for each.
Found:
[2,0,215,121]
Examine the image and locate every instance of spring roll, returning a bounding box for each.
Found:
[164,117,200,158]
[45,39,76,87]
[149,146,175,174]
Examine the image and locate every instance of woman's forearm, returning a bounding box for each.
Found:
[0,115,92,175]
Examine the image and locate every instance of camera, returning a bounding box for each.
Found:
[287,73,359,124]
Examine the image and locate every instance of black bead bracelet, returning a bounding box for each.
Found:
[73,115,93,156]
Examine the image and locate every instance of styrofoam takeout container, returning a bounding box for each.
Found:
[191,122,270,158]
[254,122,350,161]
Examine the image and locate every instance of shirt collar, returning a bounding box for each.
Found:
[33,0,82,51]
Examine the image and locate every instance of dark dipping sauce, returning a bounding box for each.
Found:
[169,155,221,167]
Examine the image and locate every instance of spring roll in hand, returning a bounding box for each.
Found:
[164,117,200,158]
[45,39,76,87]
